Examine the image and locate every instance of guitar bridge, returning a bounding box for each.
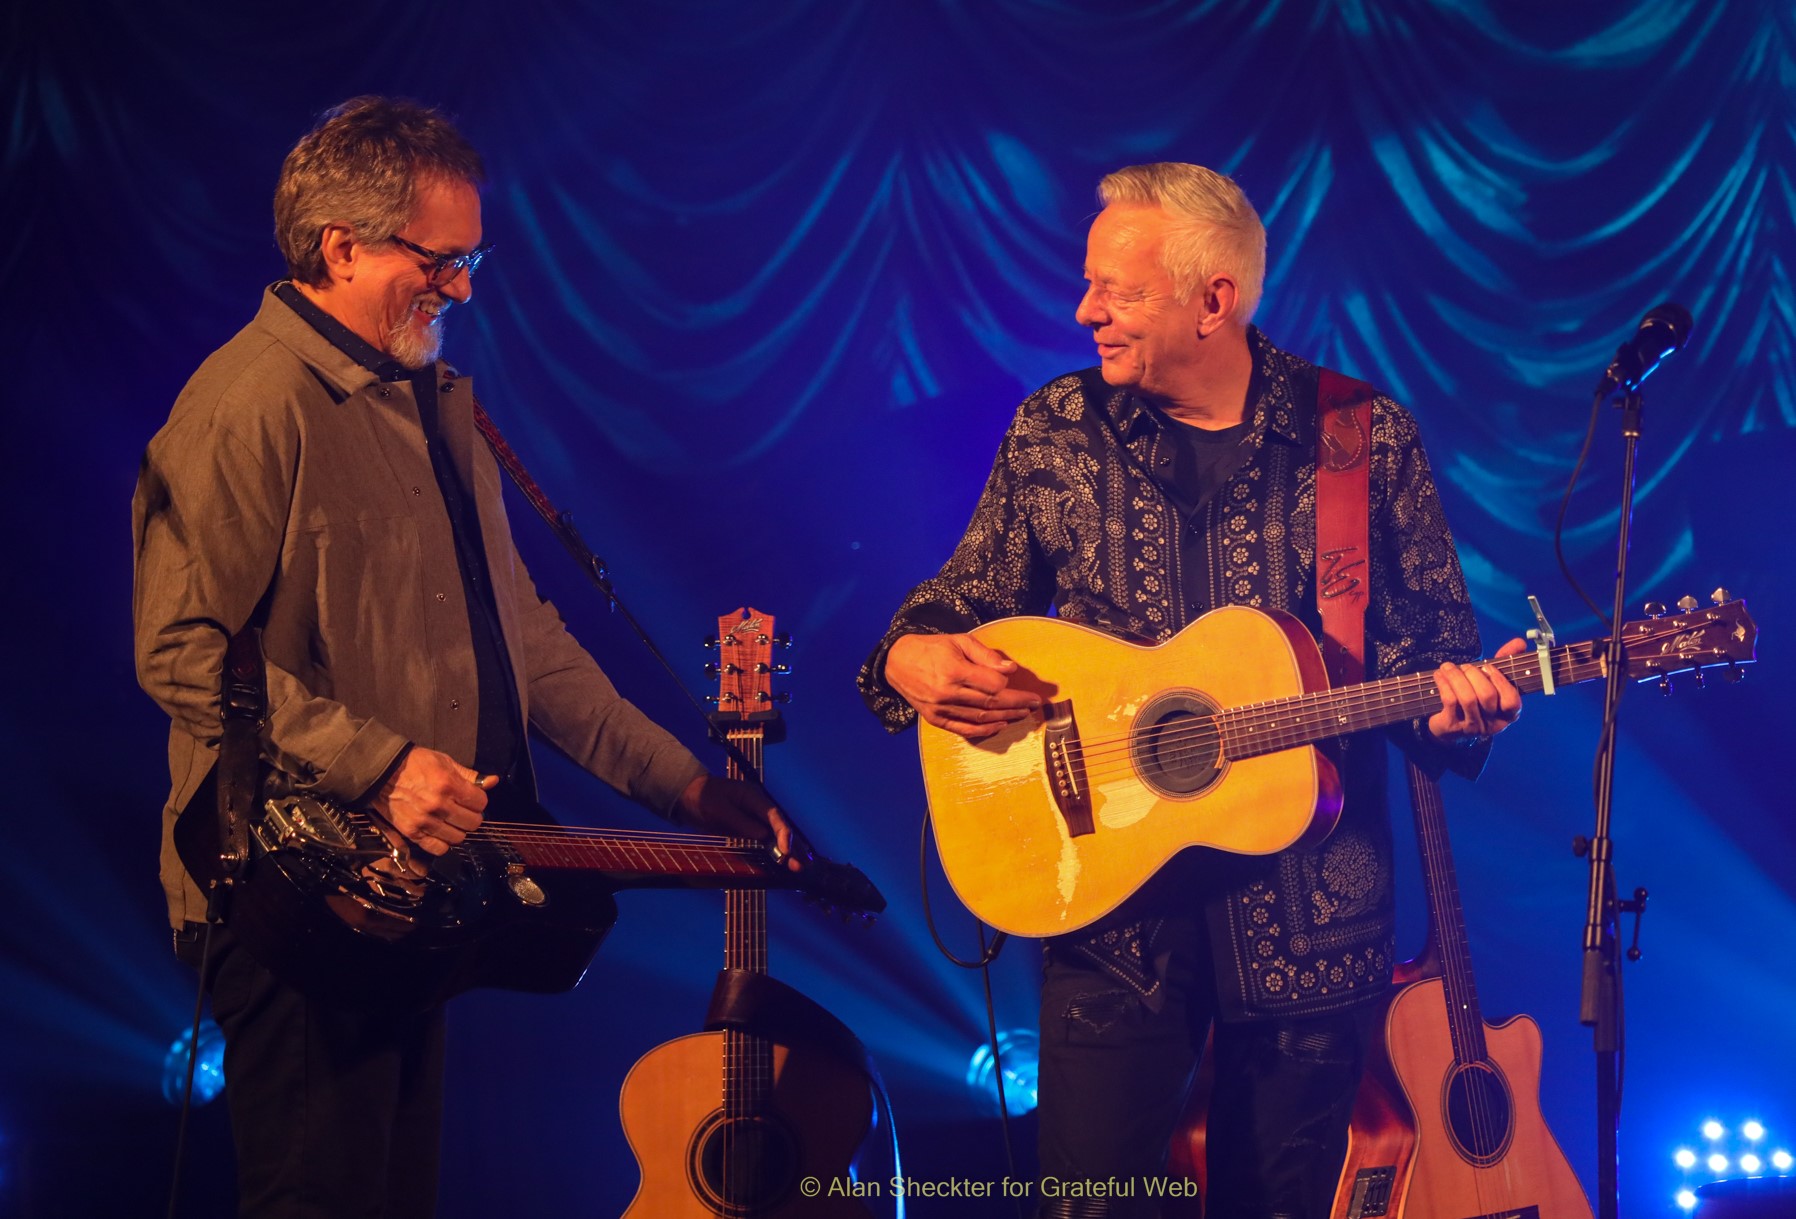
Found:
[1042,700,1094,838]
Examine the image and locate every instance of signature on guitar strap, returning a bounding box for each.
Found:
[1314,367,1374,686]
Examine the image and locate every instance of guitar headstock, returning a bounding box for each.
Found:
[1618,594,1757,684]
[707,607,790,740]
[793,851,888,918]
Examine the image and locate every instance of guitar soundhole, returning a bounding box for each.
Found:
[688,1110,799,1216]
[1130,690,1225,798]
[1442,1060,1514,1166]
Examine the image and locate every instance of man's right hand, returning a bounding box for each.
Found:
[368,746,493,856]
[884,632,1041,740]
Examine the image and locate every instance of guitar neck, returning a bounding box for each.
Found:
[484,824,771,882]
[1220,638,1605,759]
[1405,761,1488,1064]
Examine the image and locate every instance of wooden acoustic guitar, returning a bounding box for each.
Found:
[916,598,1756,938]
[1329,760,1593,1219]
[620,607,876,1217]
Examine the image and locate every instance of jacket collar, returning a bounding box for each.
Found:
[251,283,441,395]
[1105,325,1311,448]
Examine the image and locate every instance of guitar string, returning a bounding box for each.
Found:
[1415,771,1499,1187]
[1010,617,1714,779]
[1049,652,1606,785]
[723,725,769,1202]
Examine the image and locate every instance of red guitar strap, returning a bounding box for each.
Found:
[1314,367,1374,686]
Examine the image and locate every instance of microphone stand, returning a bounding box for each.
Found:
[1578,382,1643,1219]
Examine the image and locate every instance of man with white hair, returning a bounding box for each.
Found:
[860,162,1523,1217]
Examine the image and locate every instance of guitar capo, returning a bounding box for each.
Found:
[1526,595,1557,696]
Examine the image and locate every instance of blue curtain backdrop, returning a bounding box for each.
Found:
[3,1,1791,1215]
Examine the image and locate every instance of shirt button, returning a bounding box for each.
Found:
[378,387,391,399]
[450,698,461,710]
[441,381,455,393]
[412,486,422,496]
[436,592,447,602]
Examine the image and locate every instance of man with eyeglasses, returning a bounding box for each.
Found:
[133,96,791,1218]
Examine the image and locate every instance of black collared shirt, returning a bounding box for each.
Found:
[274,282,527,791]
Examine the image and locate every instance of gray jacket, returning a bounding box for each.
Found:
[134,287,705,926]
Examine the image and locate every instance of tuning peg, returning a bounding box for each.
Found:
[773,692,793,704]
[753,661,794,675]
[1658,675,1673,697]
[772,662,791,675]
[1676,595,1699,613]
[1692,668,1706,690]
[1711,587,1731,605]
[1642,601,1666,618]
[702,634,719,648]
[1726,661,1746,683]
[773,632,794,649]
[704,662,719,680]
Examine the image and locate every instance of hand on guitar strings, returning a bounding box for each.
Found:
[675,773,802,872]
[1427,637,1527,744]
[884,631,1044,740]
[368,745,497,858]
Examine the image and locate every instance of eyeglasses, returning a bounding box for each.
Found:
[387,233,494,284]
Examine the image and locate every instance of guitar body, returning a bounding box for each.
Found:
[918,608,1341,937]
[919,600,1757,940]
[175,768,616,1012]
[619,1031,874,1218]
[1329,962,1426,1219]
[1380,983,1591,1219]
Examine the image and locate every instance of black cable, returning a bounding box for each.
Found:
[917,806,1007,969]
[1553,389,1614,627]
[165,921,215,1219]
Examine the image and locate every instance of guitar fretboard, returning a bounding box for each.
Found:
[1217,640,1609,760]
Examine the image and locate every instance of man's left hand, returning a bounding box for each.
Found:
[1428,637,1526,744]
[675,774,801,871]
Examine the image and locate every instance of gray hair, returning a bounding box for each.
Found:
[1097,163,1266,321]
[274,96,485,287]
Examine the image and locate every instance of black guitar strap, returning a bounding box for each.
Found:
[211,626,268,913]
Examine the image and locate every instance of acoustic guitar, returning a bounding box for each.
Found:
[916,598,1756,938]
[620,607,876,1217]
[1330,760,1593,1219]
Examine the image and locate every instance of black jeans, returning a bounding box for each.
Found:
[1035,918,1364,1219]
[177,923,448,1218]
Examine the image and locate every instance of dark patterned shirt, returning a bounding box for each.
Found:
[859,327,1486,1020]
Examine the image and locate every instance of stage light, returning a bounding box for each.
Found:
[1772,1149,1793,1172]
[1740,1153,1762,1174]
[1707,1154,1729,1174]
[1743,1120,1765,1141]
[965,1028,1039,1116]
[1675,1189,1697,1210]
[1674,1148,1697,1169]
[161,1021,225,1106]
[1704,1120,1727,1141]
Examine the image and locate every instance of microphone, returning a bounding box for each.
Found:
[1595,302,1694,397]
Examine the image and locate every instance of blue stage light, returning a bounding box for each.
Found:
[1707,1154,1730,1174]
[965,1028,1039,1116]
[1772,1149,1793,1172]
[1675,1189,1697,1210]
[1743,1120,1765,1141]
[1740,1153,1762,1174]
[161,1021,225,1106]
[1704,1120,1727,1141]
[1674,1148,1697,1169]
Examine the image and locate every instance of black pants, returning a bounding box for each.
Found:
[177,924,448,1218]
[1035,919,1364,1219]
